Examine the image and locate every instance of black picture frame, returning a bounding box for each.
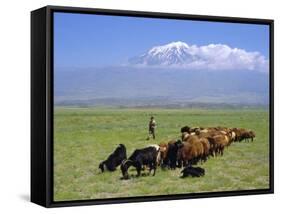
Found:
[31,5,274,208]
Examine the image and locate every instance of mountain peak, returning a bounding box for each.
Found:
[129,41,193,66]
[156,41,189,49]
[148,41,189,55]
[164,41,189,48]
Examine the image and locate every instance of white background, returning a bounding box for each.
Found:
[0,0,279,212]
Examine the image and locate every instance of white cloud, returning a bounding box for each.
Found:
[129,42,269,72]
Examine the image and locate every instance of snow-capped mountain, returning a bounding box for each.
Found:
[129,41,196,66]
[128,41,268,72]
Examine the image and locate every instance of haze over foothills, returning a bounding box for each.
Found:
[54,12,270,107]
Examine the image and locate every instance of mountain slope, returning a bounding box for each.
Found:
[54,67,269,107]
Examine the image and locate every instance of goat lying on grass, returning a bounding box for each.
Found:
[180,166,205,178]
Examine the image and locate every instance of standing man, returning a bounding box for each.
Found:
[147,116,156,140]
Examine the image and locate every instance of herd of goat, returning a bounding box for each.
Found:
[99,126,255,179]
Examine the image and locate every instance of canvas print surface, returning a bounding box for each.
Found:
[53,12,270,201]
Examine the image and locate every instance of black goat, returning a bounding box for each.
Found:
[181,126,191,133]
[99,144,127,172]
[180,166,205,178]
[120,146,159,179]
[166,140,183,169]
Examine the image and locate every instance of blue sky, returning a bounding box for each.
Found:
[54,12,269,68]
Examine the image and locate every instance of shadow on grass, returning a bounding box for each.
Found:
[120,172,154,180]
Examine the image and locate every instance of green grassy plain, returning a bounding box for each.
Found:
[54,107,269,201]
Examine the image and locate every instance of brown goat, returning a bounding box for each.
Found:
[240,130,256,142]
[231,128,247,142]
[207,132,233,156]
[178,135,210,167]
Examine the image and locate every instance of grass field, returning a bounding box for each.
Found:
[54,107,270,201]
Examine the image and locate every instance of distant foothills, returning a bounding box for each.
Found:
[54,41,269,108]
